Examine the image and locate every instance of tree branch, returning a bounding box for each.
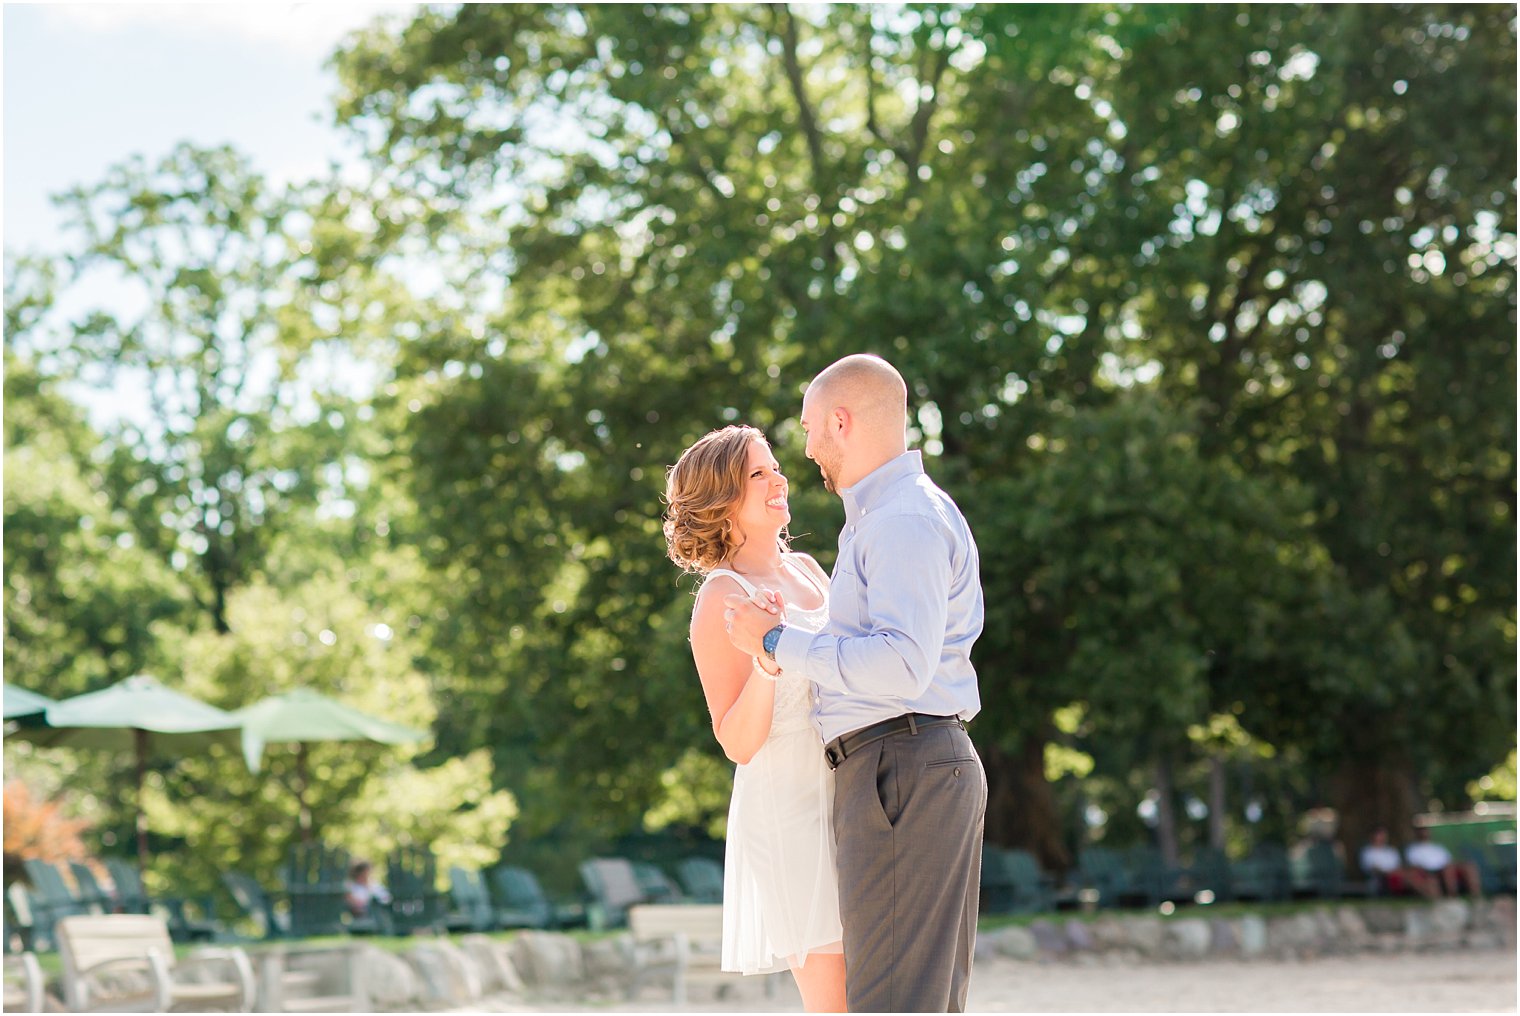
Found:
[770,4,828,191]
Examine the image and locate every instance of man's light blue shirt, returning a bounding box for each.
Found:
[774,450,984,744]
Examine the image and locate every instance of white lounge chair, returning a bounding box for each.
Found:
[56,913,254,1012]
[2,951,45,1012]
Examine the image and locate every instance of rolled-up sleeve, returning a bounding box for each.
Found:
[774,511,951,699]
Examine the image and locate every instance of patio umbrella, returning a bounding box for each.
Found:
[2,683,55,720]
[228,688,428,842]
[8,674,241,867]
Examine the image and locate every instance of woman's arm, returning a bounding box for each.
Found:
[691,578,776,765]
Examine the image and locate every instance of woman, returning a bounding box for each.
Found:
[663,424,847,1013]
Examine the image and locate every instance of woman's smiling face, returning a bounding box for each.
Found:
[730,438,789,540]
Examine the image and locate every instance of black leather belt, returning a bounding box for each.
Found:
[823,713,965,770]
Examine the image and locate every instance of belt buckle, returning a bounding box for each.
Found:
[824,743,843,770]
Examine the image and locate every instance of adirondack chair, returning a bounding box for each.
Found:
[222,872,290,939]
[634,862,684,904]
[104,859,220,942]
[675,857,725,903]
[1073,846,1134,908]
[18,859,90,949]
[446,867,498,932]
[385,845,446,936]
[1189,847,1234,902]
[68,862,118,913]
[1302,840,1374,899]
[1486,841,1517,893]
[580,857,650,930]
[1230,843,1292,902]
[980,846,1057,914]
[4,889,36,954]
[1125,846,1192,907]
[2,952,44,1014]
[282,843,350,938]
[486,866,586,930]
[56,913,254,1013]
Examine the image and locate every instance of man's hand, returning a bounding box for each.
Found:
[722,589,784,658]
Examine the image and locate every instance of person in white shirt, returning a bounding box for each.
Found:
[344,858,392,918]
[1359,826,1437,898]
[1405,826,1484,898]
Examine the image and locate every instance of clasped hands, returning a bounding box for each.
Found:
[723,588,785,675]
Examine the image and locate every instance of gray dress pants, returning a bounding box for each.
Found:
[832,720,987,1012]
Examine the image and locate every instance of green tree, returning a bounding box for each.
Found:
[322,2,1514,861]
[22,144,348,633]
[1086,4,1517,853]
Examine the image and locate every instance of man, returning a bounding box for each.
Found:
[1405,825,1484,898]
[1358,826,1437,899]
[724,353,986,1012]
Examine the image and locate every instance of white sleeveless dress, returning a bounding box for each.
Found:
[706,558,844,975]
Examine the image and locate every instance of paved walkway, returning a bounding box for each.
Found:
[452,948,1517,1012]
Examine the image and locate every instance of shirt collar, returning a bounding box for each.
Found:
[841,450,923,523]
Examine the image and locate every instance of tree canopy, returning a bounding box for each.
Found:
[4,3,1514,888]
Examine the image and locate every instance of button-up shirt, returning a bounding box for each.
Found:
[774,450,984,744]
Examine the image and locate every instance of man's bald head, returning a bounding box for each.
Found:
[800,354,909,493]
[807,354,908,432]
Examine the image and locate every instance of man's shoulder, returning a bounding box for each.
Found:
[870,469,961,517]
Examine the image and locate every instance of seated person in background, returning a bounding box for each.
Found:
[1405,826,1484,898]
[1360,826,1438,899]
[345,859,392,918]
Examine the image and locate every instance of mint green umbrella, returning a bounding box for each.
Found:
[229,689,428,842]
[10,675,241,866]
[2,683,55,720]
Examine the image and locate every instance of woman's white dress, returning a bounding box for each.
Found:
[706,558,843,976]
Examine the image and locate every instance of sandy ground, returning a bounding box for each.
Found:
[450,949,1517,1013]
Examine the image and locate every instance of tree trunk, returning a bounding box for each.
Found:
[1331,754,1419,877]
[1208,756,1227,850]
[1155,753,1180,867]
[980,726,1071,873]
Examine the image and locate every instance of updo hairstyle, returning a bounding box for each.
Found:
[663,425,786,575]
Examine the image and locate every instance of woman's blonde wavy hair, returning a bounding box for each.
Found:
[663,425,788,575]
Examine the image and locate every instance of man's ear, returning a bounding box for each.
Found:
[832,406,851,438]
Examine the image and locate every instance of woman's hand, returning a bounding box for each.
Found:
[722,588,784,657]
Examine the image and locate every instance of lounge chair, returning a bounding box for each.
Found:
[633,861,684,904]
[1125,846,1193,907]
[1302,840,1374,899]
[580,857,649,930]
[17,859,89,950]
[103,859,220,942]
[223,871,291,939]
[283,843,354,938]
[445,867,498,932]
[1231,844,1292,902]
[56,913,254,1012]
[675,857,724,903]
[487,865,586,929]
[1074,846,1134,908]
[385,845,446,936]
[980,846,1058,913]
[68,862,118,913]
[2,952,44,1013]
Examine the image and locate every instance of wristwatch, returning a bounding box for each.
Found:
[762,624,785,662]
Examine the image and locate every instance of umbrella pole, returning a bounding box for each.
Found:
[296,742,313,844]
[134,727,149,870]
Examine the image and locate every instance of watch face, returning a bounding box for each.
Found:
[764,625,783,657]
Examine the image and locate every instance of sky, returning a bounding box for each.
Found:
[4,2,422,433]
[4,2,419,256]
